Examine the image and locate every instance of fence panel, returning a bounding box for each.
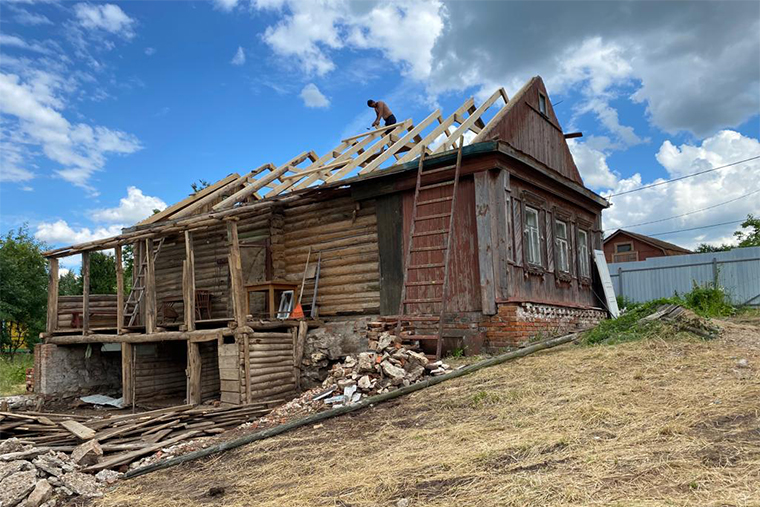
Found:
[609,246,760,306]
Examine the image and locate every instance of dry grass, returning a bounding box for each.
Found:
[95,322,760,507]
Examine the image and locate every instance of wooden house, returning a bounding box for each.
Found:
[603,229,691,263]
[36,76,609,408]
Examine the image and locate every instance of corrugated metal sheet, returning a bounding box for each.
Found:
[609,247,760,305]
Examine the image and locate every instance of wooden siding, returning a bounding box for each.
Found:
[133,341,186,403]
[56,295,117,330]
[480,77,584,186]
[282,191,381,317]
[400,177,481,314]
[199,340,220,402]
[604,233,666,263]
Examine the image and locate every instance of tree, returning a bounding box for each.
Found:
[190,179,211,193]
[735,214,760,248]
[0,226,48,356]
[88,251,117,294]
[695,243,732,253]
[58,270,81,296]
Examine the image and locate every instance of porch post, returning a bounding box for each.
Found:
[82,251,90,335]
[46,257,59,335]
[183,231,196,331]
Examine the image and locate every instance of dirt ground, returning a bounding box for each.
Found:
[93,318,760,507]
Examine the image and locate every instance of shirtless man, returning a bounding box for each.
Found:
[367,99,397,128]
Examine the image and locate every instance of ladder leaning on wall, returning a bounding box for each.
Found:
[123,238,165,327]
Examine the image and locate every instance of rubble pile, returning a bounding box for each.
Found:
[0,438,118,507]
[321,332,453,401]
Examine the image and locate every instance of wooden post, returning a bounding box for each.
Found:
[81,251,90,335]
[492,170,510,300]
[115,246,124,334]
[474,172,497,315]
[187,341,202,405]
[145,239,157,333]
[122,342,133,405]
[243,333,251,404]
[227,222,247,328]
[294,321,308,390]
[183,231,196,332]
[46,257,59,335]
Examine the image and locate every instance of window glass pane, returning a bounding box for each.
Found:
[539,94,547,114]
[526,207,538,227]
[555,220,567,239]
[616,243,632,253]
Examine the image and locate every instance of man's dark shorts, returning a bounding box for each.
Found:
[384,114,397,126]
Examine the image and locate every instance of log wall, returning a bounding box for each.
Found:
[133,341,187,403]
[239,328,297,403]
[199,340,220,402]
[281,192,381,317]
[56,295,118,330]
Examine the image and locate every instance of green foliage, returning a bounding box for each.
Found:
[191,179,211,193]
[695,243,732,253]
[88,251,117,294]
[58,270,81,295]
[735,214,760,248]
[584,282,735,346]
[0,226,47,355]
[0,353,34,396]
[448,347,465,358]
[616,295,636,310]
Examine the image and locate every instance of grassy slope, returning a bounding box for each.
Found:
[98,322,760,507]
[0,353,33,396]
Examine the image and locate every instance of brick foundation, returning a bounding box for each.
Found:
[482,302,606,350]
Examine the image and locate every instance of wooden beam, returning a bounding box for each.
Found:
[474,172,497,315]
[121,342,133,405]
[493,169,510,300]
[46,257,59,335]
[358,110,442,175]
[137,173,240,226]
[183,231,196,332]
[171,168,266,220]
[243,333,251,404]
[341,121,405,143]
[81,251,90,335]
[435,89,505,154]
[48,329,226,345]
[115,246,124,334]
[227,222,247,328]
[144,239,157,334]
[395,98,475,166]
[187,341,202,405]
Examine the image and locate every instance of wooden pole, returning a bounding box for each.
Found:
[227,222,247,328]
[183,231,196,332]
[46,258,59,335]
[187,341,202,405]
[122,342,133,405]
[145,239,157,334]
[81,251,90,335]
[115,246,124,334]
[125,330,586,479]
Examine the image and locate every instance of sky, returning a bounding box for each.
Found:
[0,0,759,273]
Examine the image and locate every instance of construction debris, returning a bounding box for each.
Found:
[0,400,281,473]
[321,332,453,399]
[638,304,721,339]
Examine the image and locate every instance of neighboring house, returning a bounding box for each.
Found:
[36,76,610,407]
[603,229,691,263]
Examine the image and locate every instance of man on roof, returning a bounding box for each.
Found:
[368,99,397,128]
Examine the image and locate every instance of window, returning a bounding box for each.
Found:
[555,219,570,273]
[578,229,590,278]
[524,206,541,266]
[615,242,633,253]
[538,93,547,115]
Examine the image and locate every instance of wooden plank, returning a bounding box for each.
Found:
[85,430,200,472]
[187,341,201,405]
[122,342,133,406]
[227,222,247,327]
[474,171,496,315]
[144,238,157,334]
[46,257,59,334]
[115,246,124,334]
[172,170,257,220]
[395,98,474,165]
[219,368,239,381]
[435,89,505,154]
[359,110,441,174]
[375,192,404,315]
[243,334,251,405]
[493,169,510,300]
[81,251,90,335]
[183,230,196,332]
[220,392,240,405]
[60,420,96,440]
[137,173,239,226]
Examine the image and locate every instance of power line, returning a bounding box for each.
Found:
[647,219,745,238]
[607,155,760,198]
[617,188,760,229]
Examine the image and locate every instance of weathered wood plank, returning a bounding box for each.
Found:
[46,257,59,334]
[474,171,496,315]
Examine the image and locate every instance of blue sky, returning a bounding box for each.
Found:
[1,0,759,271]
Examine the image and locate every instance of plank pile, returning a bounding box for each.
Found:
[0,400,281,472]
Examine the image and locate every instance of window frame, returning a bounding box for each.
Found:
[538,92,548,115]
[554,218,571,275]
[615,242,633,253]
[577,228,591,282]
[524,206,542,268]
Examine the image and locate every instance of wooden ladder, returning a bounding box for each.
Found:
[395,142,463,359]
[123,238,165,327]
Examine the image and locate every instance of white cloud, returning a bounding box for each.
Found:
[230,46,246,66]
[91,186,167,224]
[602,130,760,249]
[299,83,329,108]
[144,47,156,56]
[13,8,52,26]
[567,139,618,190]
[74,3,136,39]
[34,219,123,245]
[0,72,142,190]
[253,0,445,78]
[0,34,50,54]
[213,0,240,11]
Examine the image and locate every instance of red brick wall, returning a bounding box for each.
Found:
[482,302,606,350]
[603,233,665,263]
